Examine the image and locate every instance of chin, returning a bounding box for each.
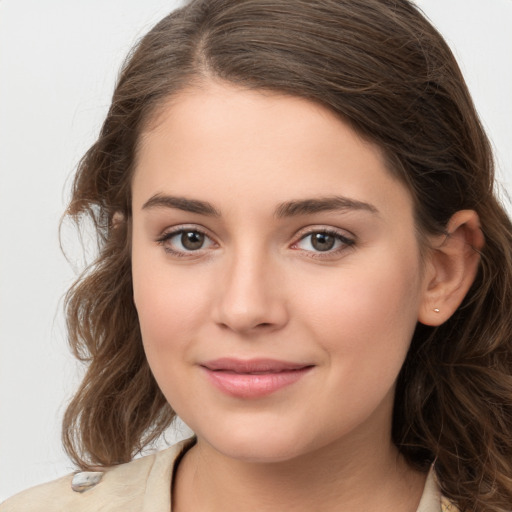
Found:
[217,439,307,463]
[195,420,321,464]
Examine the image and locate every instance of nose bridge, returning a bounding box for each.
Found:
[214,241,287,333]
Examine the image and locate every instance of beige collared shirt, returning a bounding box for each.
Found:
[0,439,456,511]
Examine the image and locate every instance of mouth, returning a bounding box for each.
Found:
[200,358,314,398]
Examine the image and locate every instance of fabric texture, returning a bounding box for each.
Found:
[0,439,456,511]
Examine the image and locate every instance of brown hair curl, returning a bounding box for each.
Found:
[62,1,512,510]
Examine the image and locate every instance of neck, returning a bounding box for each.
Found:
[172,433,426,512]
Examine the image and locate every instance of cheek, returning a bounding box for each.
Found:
[294,250,422,370]
[131,232,208,359]
[133,269,207,353]
[291,257,422,434]
[132,264,208,416]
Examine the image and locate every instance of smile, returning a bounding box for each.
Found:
[200,358,314,399]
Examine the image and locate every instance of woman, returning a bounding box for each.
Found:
[2,0,511,510]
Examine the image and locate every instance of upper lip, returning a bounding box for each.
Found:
[201,358,313,374]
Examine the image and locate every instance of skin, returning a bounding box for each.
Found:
[130,81,482,511]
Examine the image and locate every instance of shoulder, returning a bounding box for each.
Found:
[0,440,192,512]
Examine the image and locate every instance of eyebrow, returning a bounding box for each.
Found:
[274,196,379,218]
[141,194,378,218]
[142,194,221,216]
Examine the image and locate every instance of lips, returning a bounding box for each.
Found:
[200,358,314,398]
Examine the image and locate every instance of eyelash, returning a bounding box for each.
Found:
[156,226,215,258]
[291,229,355,259]
[155,226,355,259]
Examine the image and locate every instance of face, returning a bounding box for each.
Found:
[131,81,430,463]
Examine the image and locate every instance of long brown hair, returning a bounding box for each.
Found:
[63,1,512,510]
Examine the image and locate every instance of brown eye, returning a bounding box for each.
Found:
[294,230,354,255]
[311,233,335,251]
[157,228,215,255]
[181,231,205,250]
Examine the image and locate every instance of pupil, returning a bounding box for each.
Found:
[312,233,335,251]
[181,231,204,250]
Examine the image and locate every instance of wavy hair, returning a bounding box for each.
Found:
[62,1,512,510]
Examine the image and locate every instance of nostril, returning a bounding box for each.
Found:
[217,320,278,332]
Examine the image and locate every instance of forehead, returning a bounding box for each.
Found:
[132,81,413,218]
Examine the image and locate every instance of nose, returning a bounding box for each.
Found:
[212,248,289,335]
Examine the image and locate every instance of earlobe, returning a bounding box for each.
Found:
[418,210,484,326]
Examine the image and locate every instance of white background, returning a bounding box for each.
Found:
[1,0,511,501]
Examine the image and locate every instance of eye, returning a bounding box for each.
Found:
[157,227,216,256]
[178,231,206,251]
[293,229,354,254]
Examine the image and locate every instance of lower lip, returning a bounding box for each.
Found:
[202,367,313,398]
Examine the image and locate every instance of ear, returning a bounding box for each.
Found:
[418,210,484,326]
[111,211,125,229]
